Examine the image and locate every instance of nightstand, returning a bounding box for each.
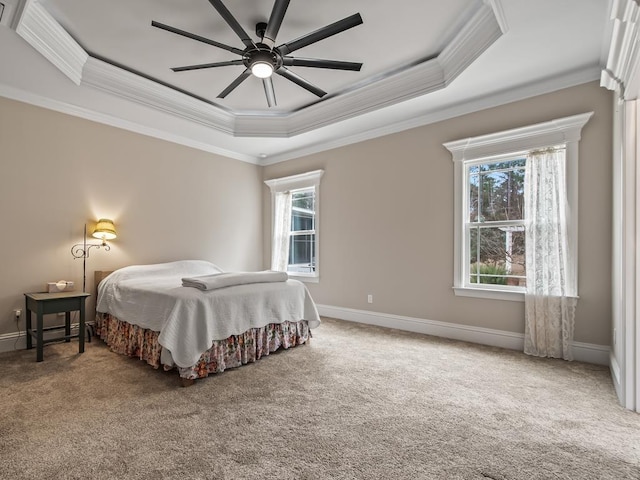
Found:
[24,292,91,362]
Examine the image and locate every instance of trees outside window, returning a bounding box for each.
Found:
[468,158,526,286]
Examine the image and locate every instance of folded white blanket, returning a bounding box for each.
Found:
[182,270,289,291]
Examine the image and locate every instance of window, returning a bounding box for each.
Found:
[289,188,317,274]
[467,155,527,287]
[265,170,323,281]
[444,113,592,301]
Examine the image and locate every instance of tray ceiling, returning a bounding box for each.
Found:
[43,0,474,113]
[17,0,502,136]
[0,0,610,163]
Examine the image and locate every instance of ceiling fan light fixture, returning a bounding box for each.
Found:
[251,61,274,78]
[155,1,364,107]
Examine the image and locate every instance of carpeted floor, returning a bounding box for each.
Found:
[0,317,638,480]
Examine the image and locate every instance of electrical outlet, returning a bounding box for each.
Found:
[367,294,373,304]
[13,309,21,321]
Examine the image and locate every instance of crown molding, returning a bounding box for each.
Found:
[233,113,292,138]
[440,2,502,83]
[0,83,260,165]
[0,0,27,29]
[81,57,236,134]
[14,0,503,138]
[601,0,640,99]
[260,67,600,165]
[484,0,509,34]
[238,59,446,138]
[0,58,598,168]
[15,0,87,85]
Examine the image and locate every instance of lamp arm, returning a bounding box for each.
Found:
[70,242,110,259]
[70,222,115,293]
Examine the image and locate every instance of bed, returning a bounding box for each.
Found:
[94,260,321,385]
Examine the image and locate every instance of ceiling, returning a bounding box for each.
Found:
[0,0,612,164]
[42,0,476,112]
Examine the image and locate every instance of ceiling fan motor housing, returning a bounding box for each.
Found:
[244,45,282,75]
[152,0,363,106]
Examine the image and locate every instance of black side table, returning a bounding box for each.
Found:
[24,292,91,362]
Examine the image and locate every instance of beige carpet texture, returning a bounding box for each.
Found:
[0,318,639,480]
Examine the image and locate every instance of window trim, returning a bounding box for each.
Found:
[265,170,324,283]
[443,113,593,301]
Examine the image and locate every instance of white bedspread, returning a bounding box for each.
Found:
[96,260,320,368]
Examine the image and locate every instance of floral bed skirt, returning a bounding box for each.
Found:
[95,313,311,380]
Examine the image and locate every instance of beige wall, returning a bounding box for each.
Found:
[0,81,613,346]
[263,81,613,346]
[0,97,263,336]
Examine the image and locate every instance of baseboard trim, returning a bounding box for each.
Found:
[317,304,610,365]
[0,331,26,353]
[609,352,622,401]
[0,322,93,354]
[3,309,609,366]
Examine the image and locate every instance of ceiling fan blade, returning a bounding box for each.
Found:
[208,0,255,48]
[262,0,291,48]
[151,21,244,55]
[263,77,277,107]
[218,69,251,98]
[276,67,326,97]
[282,57,362,71]
[278,13,363,55]
[172,59,244,72]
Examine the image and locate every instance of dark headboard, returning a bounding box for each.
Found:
[94,271,113,300]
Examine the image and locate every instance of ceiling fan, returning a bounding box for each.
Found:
[152,0,363,108]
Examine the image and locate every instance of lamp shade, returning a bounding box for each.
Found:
[92,219,117,240]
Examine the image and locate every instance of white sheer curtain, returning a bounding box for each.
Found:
[524,148,576,360]
[271,191,292,272]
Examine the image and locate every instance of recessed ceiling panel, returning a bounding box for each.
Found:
[41,0,477,112]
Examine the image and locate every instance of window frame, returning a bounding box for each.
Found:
[443,113,593,301]
[288,186,317,275]
[264,170,324,283]
[465,154,528,289]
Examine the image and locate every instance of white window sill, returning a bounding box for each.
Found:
[290,274,319,284]
[453,286,579,303]
[453,286,525,302]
